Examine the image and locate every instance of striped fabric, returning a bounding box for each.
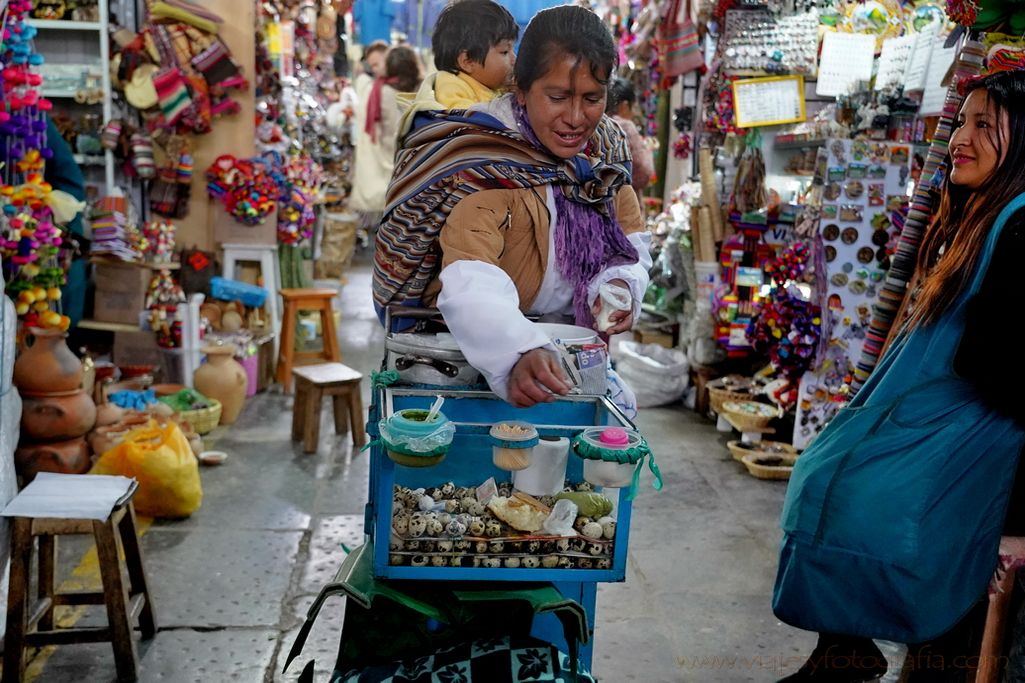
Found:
[372,105,631,316]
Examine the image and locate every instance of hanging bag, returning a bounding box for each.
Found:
[773,193,1025,644]
[656,0,704,78]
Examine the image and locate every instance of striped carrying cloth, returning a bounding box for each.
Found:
[372,103,631,321]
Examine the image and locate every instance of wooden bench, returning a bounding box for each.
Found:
[291,363,366,454]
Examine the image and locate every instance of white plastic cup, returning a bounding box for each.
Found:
[490,421,538,471]
[596,282,632,332]
[582,427,637,488]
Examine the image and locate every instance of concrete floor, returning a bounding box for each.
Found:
[16,256,826,682]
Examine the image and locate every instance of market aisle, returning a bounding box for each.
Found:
[27,255,815,682]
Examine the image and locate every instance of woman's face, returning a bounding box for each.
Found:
[949,89,1009,190]
[518,53,607,159]
[366,49,387,78]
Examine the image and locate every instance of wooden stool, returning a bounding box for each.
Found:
[291,363,365,453]
[277,288,342,393]
[222,242,282,361]
[974,536,1025,683]
[3,482,156,683]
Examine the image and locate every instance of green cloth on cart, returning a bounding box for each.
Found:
[334,634,594,682]
[284,542,592,681]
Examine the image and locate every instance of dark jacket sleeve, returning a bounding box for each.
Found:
[953,210,1025,534]
[954,210,1025,427]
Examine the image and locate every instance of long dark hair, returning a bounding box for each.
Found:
[513,5,617,93]
[907,70,1025,328]
[386,45,423,94]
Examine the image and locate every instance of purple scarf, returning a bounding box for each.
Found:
[512,100,639,328]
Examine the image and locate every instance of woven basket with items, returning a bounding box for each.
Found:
[726,439,798,463]
[741,450,799,480]
[721,400,780,432]
[707,375,761,414]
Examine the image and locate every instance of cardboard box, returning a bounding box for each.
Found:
[93,262,151,325]
[632,329,675,348]
[213,208,277,246]
[112,330,162,368]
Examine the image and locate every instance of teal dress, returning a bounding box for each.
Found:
[773,193,1025,643]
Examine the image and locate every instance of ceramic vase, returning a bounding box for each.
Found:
[20,390,97,441]
[15,436,91,482]
[13,327,83,395]
[193,345,248,425]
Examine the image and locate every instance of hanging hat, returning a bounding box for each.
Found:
[124,63,160,110]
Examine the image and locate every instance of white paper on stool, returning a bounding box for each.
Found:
[1,473,136,521]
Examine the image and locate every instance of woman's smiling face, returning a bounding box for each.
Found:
[949,89,1009,190]
[517,53,607,159]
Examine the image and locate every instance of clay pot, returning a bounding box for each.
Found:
[20,390,98,441]
[88,413,149,456]
[13,327,82,394]
[193,345,248,425]
[220,310,243,333]
[95,402,126,427]
[15,436,91,482]
[199,303,222,330]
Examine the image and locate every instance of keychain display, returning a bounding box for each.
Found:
[793,137,912,449]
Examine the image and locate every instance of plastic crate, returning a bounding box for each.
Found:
[209,276,268,308]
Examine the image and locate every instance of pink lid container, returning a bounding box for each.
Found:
[599,427,630,447]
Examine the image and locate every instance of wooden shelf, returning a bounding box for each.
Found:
[28,19,103,30]
[89,258,180,270]
[76,319,139,333]
[774,138,826,150]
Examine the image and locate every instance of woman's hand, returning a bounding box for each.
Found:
[508,348,572,408]
[592,278,634,336]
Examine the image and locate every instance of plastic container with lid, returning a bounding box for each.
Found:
[489,421,539,471]
[379,408,456,467]
[573,426,662,498]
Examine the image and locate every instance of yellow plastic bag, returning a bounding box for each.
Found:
[91,420,202,518]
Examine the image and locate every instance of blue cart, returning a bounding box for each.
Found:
[286,316,654,681]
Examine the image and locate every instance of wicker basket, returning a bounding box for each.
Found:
[178,399,222,435]
[727,439,798,463]
[741,450,798,480]
[721,400,779,432]
[709,386,755,414]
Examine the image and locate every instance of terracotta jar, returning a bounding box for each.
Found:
[193,344,248,425]
[20,390,97,441]
[95,401,126,427]
[15,436,91,482]
[14,327,83,395]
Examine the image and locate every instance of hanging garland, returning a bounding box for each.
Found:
[0,1,70,331]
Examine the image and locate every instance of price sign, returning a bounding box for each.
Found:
[732,76,806,128]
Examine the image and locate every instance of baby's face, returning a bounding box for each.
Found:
[476,39,516,90]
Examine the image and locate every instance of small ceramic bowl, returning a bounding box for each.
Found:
[151,383,187,397]
[199,450,228,466]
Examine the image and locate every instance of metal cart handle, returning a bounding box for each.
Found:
[393,354,460,378]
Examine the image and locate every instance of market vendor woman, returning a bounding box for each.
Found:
[373,5,650,412]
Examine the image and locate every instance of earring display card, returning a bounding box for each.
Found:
[793,138,911,450]
[721,9,820,76]
[816,32,876,97]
